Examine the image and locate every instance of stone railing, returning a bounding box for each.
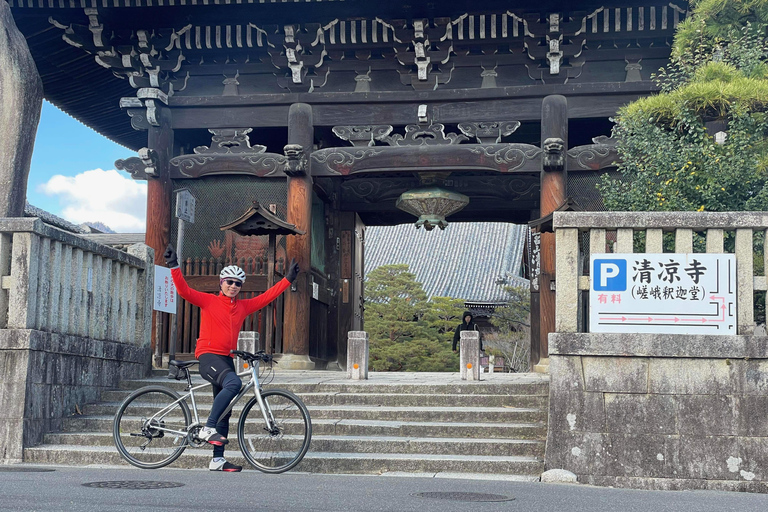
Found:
[554,211,768,335]
[0,218,153,342]
[547,211,768,492]
[0,218,154,463]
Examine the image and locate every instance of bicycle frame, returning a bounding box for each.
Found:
[143,359,275,440]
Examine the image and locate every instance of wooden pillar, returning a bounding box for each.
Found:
[146,106,173,367]
[281,103,315,370]
[537,95,567,365]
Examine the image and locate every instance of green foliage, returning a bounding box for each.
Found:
[598,1,768,214]
[599,0,768,326]
[423,296,466,344]
[364,265,458,372]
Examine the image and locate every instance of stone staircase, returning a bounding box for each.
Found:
[24,370,549,480]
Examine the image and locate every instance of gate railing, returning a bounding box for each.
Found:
[0,218,153,346]
[554,211,768,335]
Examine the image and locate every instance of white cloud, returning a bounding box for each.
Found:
[38,169,147,233]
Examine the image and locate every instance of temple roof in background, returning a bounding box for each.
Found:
[365,222,529,304]
[8,0,687,151]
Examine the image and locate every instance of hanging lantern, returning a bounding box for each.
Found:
[395,186,469,230]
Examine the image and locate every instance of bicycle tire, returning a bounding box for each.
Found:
[113,385,192,469]
[238,389,312,473]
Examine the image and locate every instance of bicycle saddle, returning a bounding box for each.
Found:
[169,360,199,369]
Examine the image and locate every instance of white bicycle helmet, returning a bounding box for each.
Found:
[220,265,246,283]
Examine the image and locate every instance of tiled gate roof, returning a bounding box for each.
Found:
[365,223,529,303]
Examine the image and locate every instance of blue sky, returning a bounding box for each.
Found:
[27,101,147,232]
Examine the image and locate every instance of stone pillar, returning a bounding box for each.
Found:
[236,331,260,374]
[0,2,43,217]
[537,95,568,367]
[281,103,315,370]
[346,331,369,380]
[460,330,481,381]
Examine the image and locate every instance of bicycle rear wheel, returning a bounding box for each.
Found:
[113,385,192,469]
[238,389,312,473]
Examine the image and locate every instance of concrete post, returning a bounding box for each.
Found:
[460,330,481,381]
[346,331,369,380]
[236,331,260,374]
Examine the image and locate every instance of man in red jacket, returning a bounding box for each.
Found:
[164,244,299,472]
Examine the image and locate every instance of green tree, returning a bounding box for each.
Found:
[423,296,466,345]
[364,264,459,371]
[598,0,768,213]
[597,0,768,324]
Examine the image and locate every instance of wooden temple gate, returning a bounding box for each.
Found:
[8,0,688,369]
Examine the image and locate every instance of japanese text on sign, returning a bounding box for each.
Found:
[175,189,196,224]
[153,265,177,314]
[590,253,736,335]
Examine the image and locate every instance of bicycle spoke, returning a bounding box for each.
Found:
[113,386,191,469]
[238,389,312,473]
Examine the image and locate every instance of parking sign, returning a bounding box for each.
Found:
[590,254,736,335]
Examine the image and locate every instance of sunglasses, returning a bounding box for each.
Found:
[223,279,242,287]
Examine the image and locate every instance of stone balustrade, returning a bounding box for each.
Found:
[0,217,154,463]
[554,211,768,335]
[548,211,768,492]
[0,217,153,344]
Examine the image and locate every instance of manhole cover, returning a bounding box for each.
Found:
[413,492,514,502]
[0,466,55,473]
[82,481,185,490]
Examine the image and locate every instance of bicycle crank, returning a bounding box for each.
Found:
[186,424,207,448]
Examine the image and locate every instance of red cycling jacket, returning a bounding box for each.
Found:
[171,267,291,358]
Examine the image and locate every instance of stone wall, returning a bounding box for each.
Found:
[0,330,150,463]
[546,332,768,492]
[0,219,155,463]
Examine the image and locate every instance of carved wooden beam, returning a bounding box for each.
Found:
[168,128,287,178]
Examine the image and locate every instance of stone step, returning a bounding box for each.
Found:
[60,415,547,440]
[101,389,548,408]
[24,445,545,476]
[85,401,546,423]
[120,378,550,396]
[44,432,545,458]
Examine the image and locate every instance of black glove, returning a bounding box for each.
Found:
[286,258,300,283]
[163,244,179,268]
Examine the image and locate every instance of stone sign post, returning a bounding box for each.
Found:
[0,2,43,217]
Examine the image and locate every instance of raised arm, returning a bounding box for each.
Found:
[241,258,300,315]
[165,244,212,308]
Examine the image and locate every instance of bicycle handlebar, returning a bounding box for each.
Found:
[230,349,276,364]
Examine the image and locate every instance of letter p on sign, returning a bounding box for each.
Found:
[593,259,627,291]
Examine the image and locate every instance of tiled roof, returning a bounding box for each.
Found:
[365,223,529,303]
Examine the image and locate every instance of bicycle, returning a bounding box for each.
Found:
[112,350,312,473]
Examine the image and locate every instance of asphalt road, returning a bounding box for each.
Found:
[2,465,767,512]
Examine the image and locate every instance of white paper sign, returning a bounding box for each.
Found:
[153,265,177,314]
[590,253,737,335]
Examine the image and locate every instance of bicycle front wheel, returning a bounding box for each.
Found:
[238,389,312,473]
[113,385,192,469]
